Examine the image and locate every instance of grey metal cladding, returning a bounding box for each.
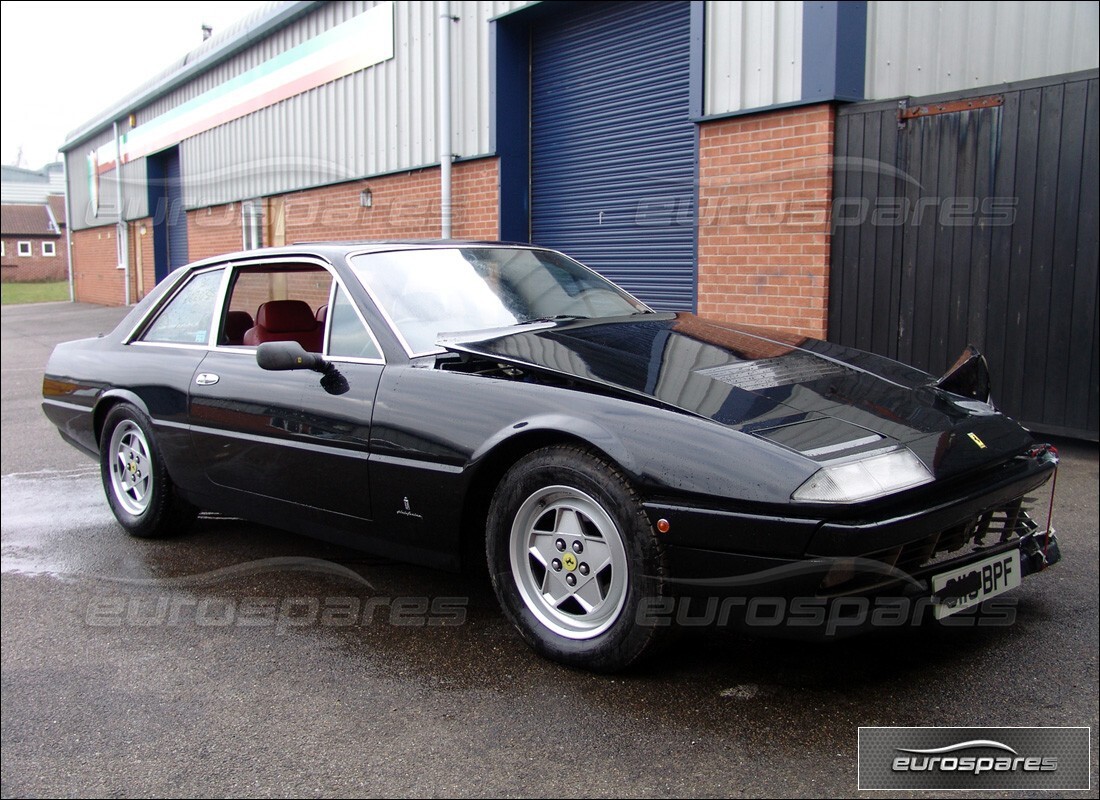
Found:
[865,0,1099,100]
[137,1,369,124]
[169,0,527,209]
[119,158,150,221]
[66,1,526,221]
[704,0,803,116]
[65,128,118,230]
[61,2,321,150]
[66,145,149,230]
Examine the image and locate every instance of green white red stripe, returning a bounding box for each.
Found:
[90,1,394,174]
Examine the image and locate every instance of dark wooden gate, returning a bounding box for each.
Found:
[830,70,1098,440]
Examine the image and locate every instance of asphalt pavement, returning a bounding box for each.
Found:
[2,300,1097,798]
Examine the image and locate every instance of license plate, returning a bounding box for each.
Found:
[931,549,1021,619]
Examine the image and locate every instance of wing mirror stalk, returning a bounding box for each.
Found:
[256,341,350,395]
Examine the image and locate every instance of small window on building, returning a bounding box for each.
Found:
[242,200,265,250]
[17,241,32,257]
[42,241,56,257]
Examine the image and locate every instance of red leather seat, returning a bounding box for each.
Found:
[242,300,323,352]
[223,310,254,346]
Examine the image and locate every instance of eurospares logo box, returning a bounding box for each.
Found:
[858,727,1090,791]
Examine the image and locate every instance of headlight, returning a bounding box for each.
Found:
[792,448,933,503]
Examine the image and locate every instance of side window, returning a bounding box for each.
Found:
[327,284,382,360]
[140,269,224,345]
[217,265,332,351]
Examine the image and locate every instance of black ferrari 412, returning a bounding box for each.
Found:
[42,242,1061,670]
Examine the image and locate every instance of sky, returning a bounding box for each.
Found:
[0,0,271,170]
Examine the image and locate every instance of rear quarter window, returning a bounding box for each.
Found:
[140,269,224,345]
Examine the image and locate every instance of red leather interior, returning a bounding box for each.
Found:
[243,300,323,352]
[223,310,254,346]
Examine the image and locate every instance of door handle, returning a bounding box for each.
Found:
[195,373,220,386]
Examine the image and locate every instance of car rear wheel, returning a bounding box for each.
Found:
[486,445,668,672]
[100,403,197,539]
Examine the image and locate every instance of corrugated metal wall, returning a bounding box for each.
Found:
[0,185,48,204]
[704,0,802,116]
[176,0,526,210]
[1,181,63,205]
[865,1,1099,100]
[65,138,150,228]
[68,0,528,228]
[830,71,1099,440]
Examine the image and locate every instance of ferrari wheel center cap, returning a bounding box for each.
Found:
[562,552,578,572]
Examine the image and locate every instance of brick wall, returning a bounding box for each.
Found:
[0,236,67,282]
[72,223,161,305]
[697,104,835,338]
[72,227,126,305]
[184,157,501,266]
[451,158,499,239]
[70,158,500,306]
[188,204,246,263]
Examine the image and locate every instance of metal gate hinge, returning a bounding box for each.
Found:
[897,94,1004,128]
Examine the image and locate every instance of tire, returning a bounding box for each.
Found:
[99,403,197,539]
[486,445,668,672]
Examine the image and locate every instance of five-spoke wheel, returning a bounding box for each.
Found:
[510,485,629,639]
[107,418,153,516]
[99,403,196,538]
[487,445,668,672]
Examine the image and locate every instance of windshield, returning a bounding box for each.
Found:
[349,247,649,354]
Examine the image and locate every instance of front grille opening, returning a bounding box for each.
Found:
[819,499,1040,596]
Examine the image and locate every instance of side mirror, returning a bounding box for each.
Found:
[256,340,322,371]
[256,341,349,395]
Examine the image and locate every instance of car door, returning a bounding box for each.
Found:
[123,265,229,493]
[188,262,383,521]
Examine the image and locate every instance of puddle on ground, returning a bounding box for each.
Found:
[1,469,133,579]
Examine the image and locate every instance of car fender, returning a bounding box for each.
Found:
[469,412,640,480]
[92,389,152,443]
[466,404,817,506]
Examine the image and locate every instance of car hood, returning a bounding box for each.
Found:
[439,313,1033,479]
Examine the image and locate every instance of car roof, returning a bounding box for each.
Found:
[183,240,537,270]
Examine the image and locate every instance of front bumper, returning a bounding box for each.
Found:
[641,448,1060,633]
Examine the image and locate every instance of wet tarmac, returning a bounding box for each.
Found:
[2,301,1098,797]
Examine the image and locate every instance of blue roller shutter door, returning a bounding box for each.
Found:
[148,147,189,282]
[165,152,189,272]
[531,0,696,311]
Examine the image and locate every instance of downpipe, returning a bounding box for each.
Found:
[113,120,130,305]
[438,1,455,239]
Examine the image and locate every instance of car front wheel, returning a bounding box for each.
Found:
[487,445,668,672]
[99,403,197,539]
